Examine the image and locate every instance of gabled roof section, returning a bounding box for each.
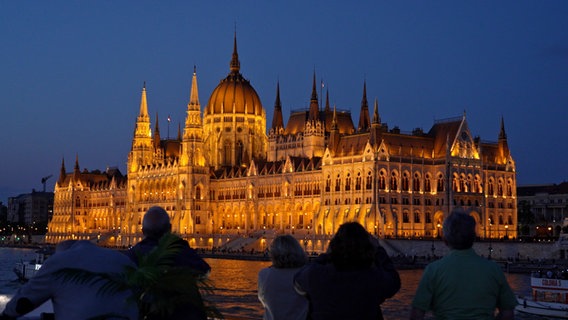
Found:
[427,116,463,158]
[331,133,370,157]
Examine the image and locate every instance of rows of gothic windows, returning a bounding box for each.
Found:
[378,170,444,193]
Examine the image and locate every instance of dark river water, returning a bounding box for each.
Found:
[0,247,541,320]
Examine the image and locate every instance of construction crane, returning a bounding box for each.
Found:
[41,174,53,192]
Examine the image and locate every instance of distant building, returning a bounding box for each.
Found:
[7,190,54,226]
[0,202,7,223]
[517,182,568,237]
[46,35,517,248]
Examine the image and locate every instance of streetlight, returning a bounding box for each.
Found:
[488,218,493,259]
[505,225,509,240]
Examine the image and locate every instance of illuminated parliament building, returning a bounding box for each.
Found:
[46,36,517,249]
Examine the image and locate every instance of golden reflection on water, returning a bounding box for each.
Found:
[204,259,536,320]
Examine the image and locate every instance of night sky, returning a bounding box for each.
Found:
[1,1,567,203]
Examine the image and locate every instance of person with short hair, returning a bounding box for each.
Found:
[410,209,517,320]
[294,222,400,320]
[258,235,309,320]
[126,205,211,320]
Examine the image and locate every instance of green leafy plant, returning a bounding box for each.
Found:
[56,233,222,319]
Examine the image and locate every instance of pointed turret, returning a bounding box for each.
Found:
[358,81,371,132]
[324,89,330,113]
[372,98,381,125]
[188,65,200,110]
[181,66,205,167]
[183,66,204,142]
[498,116,510,164]
[129,83,154,171]
[58,157,66,185]
[308,72,319,121]
[499,116,507,140]
[370,98,382,146]
[154,113,161,148]
[271,81,284,131]
[138,82,149,119]
[74,154,80,176]
[329,105,340,152]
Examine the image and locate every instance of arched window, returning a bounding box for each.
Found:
[345,173,352,191]
[403,211,409,223]
[366,171,373,190]
[497,179,503,196]
[378,171,385,190]
[453,173,459,192]
[413,173,420,192]
[355,172,362,190]
[424,174,431,192]
[325,175,331,192]
[437,173,444,192]
[390,171,398,191]
[335,174,341,192]
[507,180,513,197]
[402,172,409,191]
[488,178,494,196]
[473,176,479,193]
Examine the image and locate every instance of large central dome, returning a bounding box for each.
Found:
[205,36,263,116]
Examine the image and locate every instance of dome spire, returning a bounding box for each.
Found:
[230,31,240,74]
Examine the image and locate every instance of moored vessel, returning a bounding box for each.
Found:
[516,270,568,318]
[13,247,53,281]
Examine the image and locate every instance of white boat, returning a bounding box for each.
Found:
[516,271,568,318]
[13,247,53,281]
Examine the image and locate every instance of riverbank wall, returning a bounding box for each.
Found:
[381,238,557,261]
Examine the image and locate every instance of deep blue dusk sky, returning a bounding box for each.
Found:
[1,1,567,203]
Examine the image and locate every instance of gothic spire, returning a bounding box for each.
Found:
[139,82,149,119]
[358,80,371,132]
[74,153,80,175]
[372,98,381,125]
[499,115,507,140]
[308,71,319,121]
[189,65,200,109]
[324,89,330,113]
[58,157,66,184]
[498,116,509,164]
[271,81,284,130]
[332,104,338,130]
[154,113,161,148]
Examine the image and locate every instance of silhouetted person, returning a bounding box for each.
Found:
[295,222,400,320]
[258,235,309,320]
[126,206,211,320]
[410,209,517,320]
[0,240,137,320]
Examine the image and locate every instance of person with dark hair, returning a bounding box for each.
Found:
[126,206,211,320]
[294,222,400,320]
[410,209,517,320]
[258,235,309,320]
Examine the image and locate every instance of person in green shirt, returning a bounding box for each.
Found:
[410,209,517,320]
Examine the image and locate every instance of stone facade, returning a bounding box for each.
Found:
[46,36,517,249]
